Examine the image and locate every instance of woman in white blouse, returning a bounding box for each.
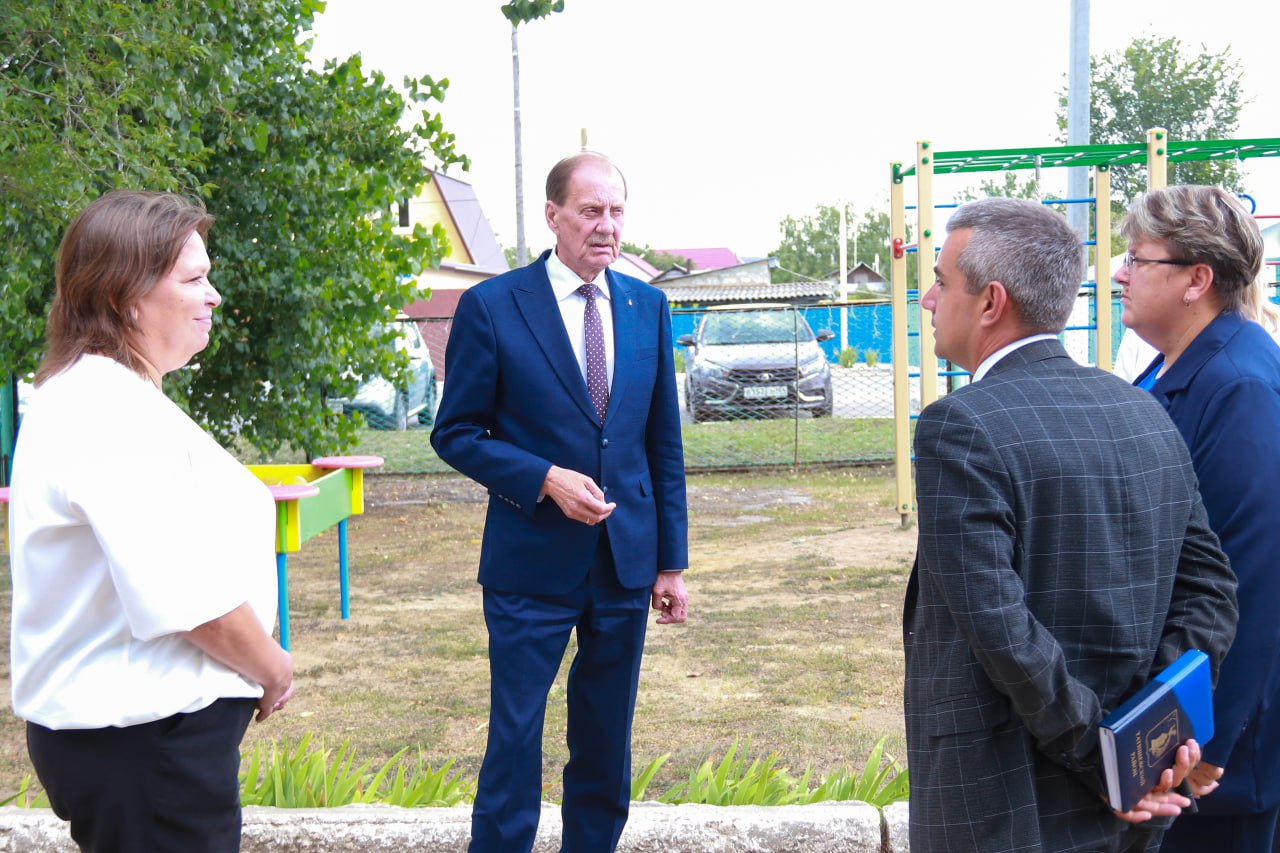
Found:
[8,191,293,852]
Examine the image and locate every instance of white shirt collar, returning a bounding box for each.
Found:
[546,250,610,304]
[972,333,1057,382]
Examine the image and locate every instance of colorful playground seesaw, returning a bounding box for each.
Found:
[246,455,384,650]
[1,457,380,652]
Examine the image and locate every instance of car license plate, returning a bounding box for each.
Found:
[743,385,786,399]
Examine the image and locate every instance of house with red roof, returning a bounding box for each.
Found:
[656,247,741,272]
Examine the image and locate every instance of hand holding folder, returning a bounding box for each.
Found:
[1099,649,1215,813]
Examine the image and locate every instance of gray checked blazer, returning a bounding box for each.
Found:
[904,339,1238,853]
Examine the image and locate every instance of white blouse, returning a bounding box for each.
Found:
[8,355,278,729]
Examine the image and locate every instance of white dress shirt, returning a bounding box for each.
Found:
[546,250,615,391]
[973,333,1059,382]
[8,355,278,729]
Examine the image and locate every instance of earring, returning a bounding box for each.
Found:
[1183,295,1192,307]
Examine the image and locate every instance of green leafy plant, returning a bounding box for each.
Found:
[0,775,49,808]
[630,753,669,801]
[863,349,880,368]
[238,734,473,808]
[673,348,685,373]
[804,736,909,808]
[838,346,859,368]
[4,736,905,811]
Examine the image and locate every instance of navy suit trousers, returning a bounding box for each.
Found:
[469,530,649,853]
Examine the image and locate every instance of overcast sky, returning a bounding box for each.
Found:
[309,1,1280,259]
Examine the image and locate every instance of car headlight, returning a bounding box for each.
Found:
[695,358,728,379]
[799,354,828,378]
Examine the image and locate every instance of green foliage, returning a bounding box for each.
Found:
[0,1,467,458]
[804,737,909,808]
[501,0,565,25]
[630,753,669,801]
[238,734,474,808]
[0,775,49,808]
[672,347,685,373]
[1055,35,1244,207]
[5,736,906,811]
[621,241,693,273]
[957,173,1042,203]
[863,349,879,368]
[770,204,914,285]
[652,738,908,808]
[837,347,859,368]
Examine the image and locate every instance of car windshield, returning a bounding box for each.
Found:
[700,311,814,345]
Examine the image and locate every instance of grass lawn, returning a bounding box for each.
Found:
[237,416,898,474]
[0,466,915,802]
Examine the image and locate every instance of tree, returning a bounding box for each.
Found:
[1,1,468,457]
[957,173,1042,203]
[769,204,913,289]
[620,242,692,274]
[1056,35,1244,206]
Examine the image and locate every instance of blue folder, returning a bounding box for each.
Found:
[1099,649,1214,812]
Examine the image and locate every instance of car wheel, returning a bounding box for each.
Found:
[393,391,409,431]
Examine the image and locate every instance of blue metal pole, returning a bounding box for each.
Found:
[276,552,290,651]
[338,518,350,620]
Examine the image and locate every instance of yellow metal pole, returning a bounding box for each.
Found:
[1147,127,1168,190]
[1094,165,1113,371]
[916,141,938,407]
[890,163,913,527]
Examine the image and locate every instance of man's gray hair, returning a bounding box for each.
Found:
[1120,185,1262,315]
[947,197,1084,334]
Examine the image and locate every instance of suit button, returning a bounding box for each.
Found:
[601,438,610,448]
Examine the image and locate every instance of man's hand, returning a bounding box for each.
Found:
[1111,738,1201,824]
[651,571,689,624]
[542,465,615,525]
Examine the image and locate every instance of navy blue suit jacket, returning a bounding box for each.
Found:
[431,251,688,595]
[1137,311,1280,814]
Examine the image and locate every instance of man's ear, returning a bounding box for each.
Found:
[979,281,1010,328]
[545,200,559,235]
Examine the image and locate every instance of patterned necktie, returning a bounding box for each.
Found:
[577,282,609,423]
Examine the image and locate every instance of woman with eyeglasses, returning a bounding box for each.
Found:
[1114,184,1280,851]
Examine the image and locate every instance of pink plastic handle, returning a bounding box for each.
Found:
[311,455,385,469]
[267,483,320,502]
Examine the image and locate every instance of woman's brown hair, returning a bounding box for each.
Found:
[37,191,214,385]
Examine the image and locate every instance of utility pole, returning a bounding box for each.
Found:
[511,23,527,267]
[1067,0,1091,242]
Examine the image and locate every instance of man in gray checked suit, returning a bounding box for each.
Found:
[903,198,1239,852]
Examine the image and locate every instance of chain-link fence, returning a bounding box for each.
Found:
[316,303,897,474]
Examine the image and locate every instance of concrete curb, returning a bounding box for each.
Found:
[1,801,909,851]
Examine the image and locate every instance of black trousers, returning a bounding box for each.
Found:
[27,697,256,853]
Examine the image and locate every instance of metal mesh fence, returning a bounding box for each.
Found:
[317,303,897,474]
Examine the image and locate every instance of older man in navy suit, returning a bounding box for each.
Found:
[903,198,1238,852]
[431,152,688,853]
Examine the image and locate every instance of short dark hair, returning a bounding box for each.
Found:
[1120,185,1263,315]
[38,190,214,384]
[947,197,1083,334]
[545,152,627,205]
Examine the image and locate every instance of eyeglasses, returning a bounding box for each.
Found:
[1122,252,1195,272]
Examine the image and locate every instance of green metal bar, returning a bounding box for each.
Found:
[1,375,16,486]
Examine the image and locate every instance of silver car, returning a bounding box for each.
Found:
[333,319,436,430]
[678,305,834,422]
